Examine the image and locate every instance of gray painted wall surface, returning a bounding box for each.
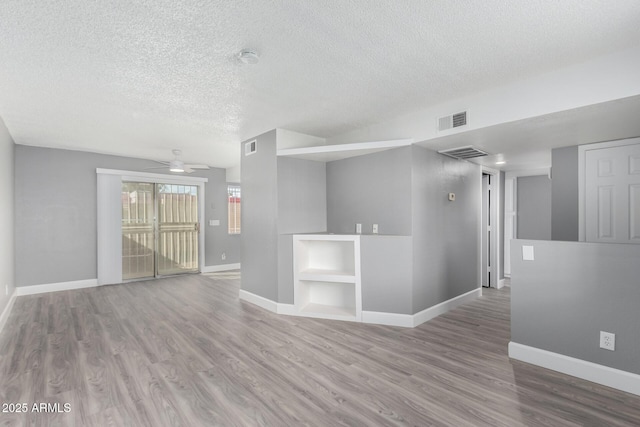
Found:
[551,146,579,241]
[411,146,480,313]
[14,145,238,287]
[327,147,412,236]
[240,130,279,300]
[511,239,640,375]
[275,157,327,304]
[277,235,294,304]
[0,118,15,315]
[277,157,327,234]
[360,235,413,314]
[204,169,241,266]
[517,175,552,240]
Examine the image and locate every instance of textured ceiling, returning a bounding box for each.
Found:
[1,1,640,168]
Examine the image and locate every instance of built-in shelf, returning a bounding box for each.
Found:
[277,138,414,162]
[293,235,361,321]
[299,303,357,320]
[298,269,356,283]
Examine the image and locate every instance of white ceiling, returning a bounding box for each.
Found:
[1,1,640,168]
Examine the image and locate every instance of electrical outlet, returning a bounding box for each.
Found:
[372,224,378,234]
[600,331,615,351]
[221,252,226,260]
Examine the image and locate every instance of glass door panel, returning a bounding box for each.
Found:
[122,182,155,280]
[157,184,199,276]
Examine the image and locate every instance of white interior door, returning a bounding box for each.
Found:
[585,143,640,243]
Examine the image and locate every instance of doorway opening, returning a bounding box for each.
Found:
[122,182,200,281]
[481,167,501,288]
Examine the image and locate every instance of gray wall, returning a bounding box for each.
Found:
[276,157,327,304]
[360,235,413,314]
[517,175,552,240]
[0,117,15,316]
[14,145,238,287]
[511,239,640,375]
[204,170,241,266]
[277,157,327,234]
[551,146,579,241]
[240,130,279,300]
[327,147,412,236]
[411,146,480,313]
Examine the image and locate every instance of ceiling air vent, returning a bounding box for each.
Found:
[438,145,489,160]
[245,139,257,156]
[438,111,468,132]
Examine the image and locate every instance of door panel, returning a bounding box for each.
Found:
[157,184,199,276]
[597,186,614,239]
[585,143,640,243]
[631,184,640,241]
[122,182,155,280]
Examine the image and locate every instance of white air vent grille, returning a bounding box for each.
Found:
[438,146,489,160]
[438,111,468,132]
[245,139,257,156]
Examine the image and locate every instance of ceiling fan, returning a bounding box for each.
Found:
[148,149,210,173]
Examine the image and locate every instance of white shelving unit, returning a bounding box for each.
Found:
[293,234,361,321]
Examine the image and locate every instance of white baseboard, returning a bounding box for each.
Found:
[202,263,241,273]
[276,303,296,316]
[509,342,640,397]
[0,288,17,335]
[497,278,506,289]
[412,288,482,327]
[362,311,413,328]
[240,287,481,328]
[239,289,278,313]
[16,278,98,296]
[238,289,297,316]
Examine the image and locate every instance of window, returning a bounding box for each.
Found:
[228,185,241,234]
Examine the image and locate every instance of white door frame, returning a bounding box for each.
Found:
[97,168,208,285]
[481,166,502,288]
[578,137,640,242]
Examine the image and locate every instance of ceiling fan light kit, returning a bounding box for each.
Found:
[169,159,185,173]
[146,149,211,174]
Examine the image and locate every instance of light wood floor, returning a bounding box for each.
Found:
[1,273,639,426]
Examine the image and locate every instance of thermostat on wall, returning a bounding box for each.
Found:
[448,193,456,201]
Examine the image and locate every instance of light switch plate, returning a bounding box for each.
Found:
[209,219,220,226]
[522,245,535,261]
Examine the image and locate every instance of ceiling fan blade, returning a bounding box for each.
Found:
[143,166,170,170]
[183,166,195,173]
[185,164,210,169]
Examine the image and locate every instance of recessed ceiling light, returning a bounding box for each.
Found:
[496,161,506,165]
[238,49,259,65]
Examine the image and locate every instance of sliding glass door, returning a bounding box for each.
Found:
[122,182,155,280]
[156,184,199,276]
[121,182,199,281]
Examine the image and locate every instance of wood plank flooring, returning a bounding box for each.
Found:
[1,272,640,426]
